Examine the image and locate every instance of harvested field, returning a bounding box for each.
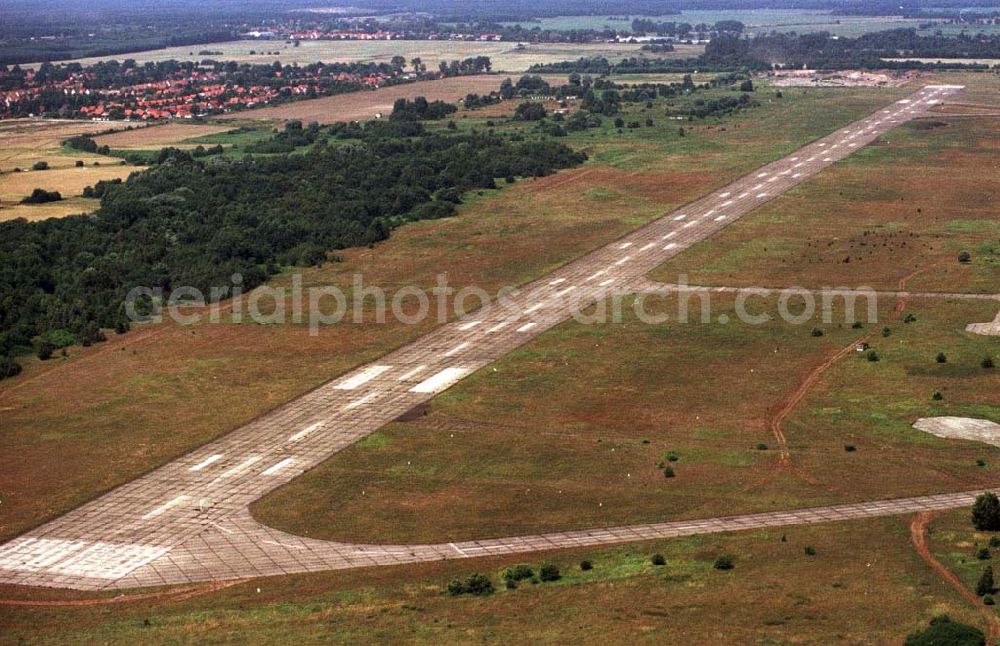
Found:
[0,119,136,221]
[222,75,510,123]
[92,123,235,149]
[39,40,700,73]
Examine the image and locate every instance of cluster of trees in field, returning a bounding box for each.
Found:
[630,19,745,37]
[703,28,1000,69]
[0,116,585,373]
[390,97,458,121]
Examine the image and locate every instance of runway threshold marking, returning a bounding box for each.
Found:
[334,365,392,390]
[190,455,223,471]
[410,367,470,394]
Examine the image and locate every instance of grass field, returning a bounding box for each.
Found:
[0,119,136,222]
[0,514,987,643]
[91,123,236,149]
[37,41,702,74]
[0,82,911,543]
[501,10,1000,38]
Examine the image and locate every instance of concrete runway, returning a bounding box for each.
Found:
[0,85,977,591]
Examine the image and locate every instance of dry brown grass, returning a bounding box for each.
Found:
[92,123,235,149]
[221,75,512,123]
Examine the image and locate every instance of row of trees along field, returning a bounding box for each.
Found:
[0,117,584,376]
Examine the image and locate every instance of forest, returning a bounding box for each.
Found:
[0,119,585,372]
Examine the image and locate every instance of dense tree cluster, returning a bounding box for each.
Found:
[390,96,458,121]
[0,121,584,372]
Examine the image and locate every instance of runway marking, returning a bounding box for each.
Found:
[449,542,469,556]
[410,367,470,394]
[599,278,615,286]
[261,458,296,476]
[662,231,677,239]
[516,322,537,332]
[0,538,88,572]
[756,193,768,198]
[586,270,606,280]
[614,256,631,266]
[486,321,510,333]
[212,457,263,483]
[721,200,733,206]
[792,172,802,178]
[190,454,223,471]
[756,172,768,178]
[664,242,678,250]
[458,320,481,330]
[554,286,577,297]
[738,192,748,198]
[672,213,687,221]
[345,393,378,410]
[719,191,731,197]
[683,221,696,228]
[334,365,392,390]
[398,365,427,381]
[640,242,655,251]
[142,495,190,520]
[789,157,799,162]
[714,214,727,222]
[444,342,469,357]
[823,157,832,162]
[525,303,543,313]
[618,242,634,248]
[752,183,764,190]
[548,278,566,285]
[288,422,323,443]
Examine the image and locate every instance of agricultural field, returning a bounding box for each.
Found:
[0,515,986,643]
[91,123,236,150]
[0,119,135,222]
[37,40,702,74]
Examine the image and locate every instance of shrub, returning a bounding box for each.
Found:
[756,443,768,450]
[580,560,593,571]
[983,357,995,369]
[447,573,495,596]
[502,564,534,583]
[852,321,863,329]
[32,161,49,171]
[663,466,676,478]
[810,327,824,337]
[75,160,84,167]
[978,459,987,468]
[936,353,947,363]
[989,537,1000,548]
[904,313,917,323]
[905,615,985,646]
[20,188,62,204]
[976,547,991,560]
[539,564,561,582]
[804,546,816,556]
[844,444,857,452]
[882,327,892,337]
[984,594,995,606]
[977,565,995,596]
[614,117,625,128]
[666,451,679,462]
[932,391,944,401]
[958,250,972,263]
[972,493,1000,531]
[36,341,55,360]
[713,555,734,570]
[651,553,666,566]
[0,355,22,380]
[867,350,880,362]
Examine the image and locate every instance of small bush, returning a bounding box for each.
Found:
[882,327,892,337]
[810,327,824,337]
[958,250,972,263]
[0,355,22,380]
[651,553,666,566]
[32,160,49,171]
[36,341,55,360]
[20,188,62,204]
[972,493,1000,531]
[905,615,985,645]
[447,573,495,596]
[75,160,84,167]
[804,546,816,556]
[867,350,880,362]
[580,560,593,571]
[756,443,768,450]
[990,537,1000,548]
[713,555,734,570]
[936,353,947,363]
[984,594,995,606]
[904,313,917,323]
[844,444,857,452]
[977,565,995,596]
[851,321,863,329]
[983,357,995,369]
[976,547,991,560]
[666,451,679,462]
[978,459,987,468]
[539,564,561,582]
[663,466,676,478]
[932,391,944,401]
[502,564,534,583]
